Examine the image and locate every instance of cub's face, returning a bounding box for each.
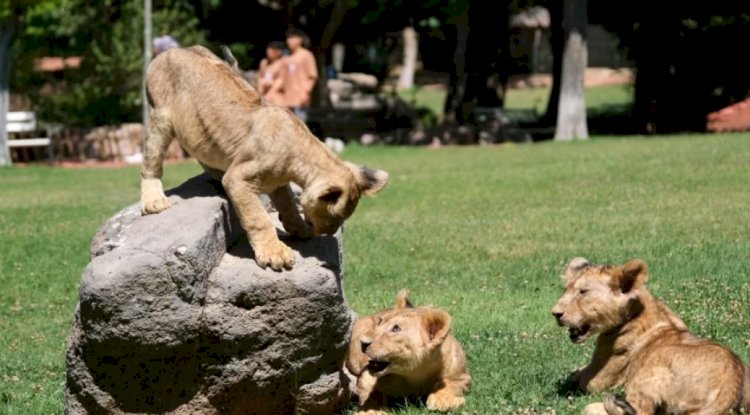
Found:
[357,293,451,378]
[551,257,649,343]
[302,163,388,236]
[301,188,359,236]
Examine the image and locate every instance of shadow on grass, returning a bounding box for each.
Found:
[555,370,586,398]
[511,103,640,141]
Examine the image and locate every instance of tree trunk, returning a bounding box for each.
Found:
[632,8,676,134]
[312,0,348,109]
[443,9,470,125]
[312,54,329,109]
[554,0,589,141]
[444,2,506,126]
[543,0,564,126]
[397,26,418,90]
[0,19,18,167]
[473,1,506,109]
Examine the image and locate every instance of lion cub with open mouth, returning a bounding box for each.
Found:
[552,257,750,415]
[346,290,471,414]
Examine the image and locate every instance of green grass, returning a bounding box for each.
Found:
[0,162,203,414]
[397,86,449,119]
[505,84,633,115]
[398,83,633,120]
[2,134,750,414]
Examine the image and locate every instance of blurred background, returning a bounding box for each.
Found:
[3,1,750,164]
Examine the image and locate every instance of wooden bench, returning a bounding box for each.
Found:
[7,111,53,161]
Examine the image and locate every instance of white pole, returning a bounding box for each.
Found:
[143,0,152,134]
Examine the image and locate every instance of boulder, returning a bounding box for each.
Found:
[66,174,354,415]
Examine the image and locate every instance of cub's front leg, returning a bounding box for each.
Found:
[140,108,176,214]
[426,376,469,412]
[356,388,388,415]
[578,360,625,394]
[268,184,314,239]
[222,164,295,271]
[583,402,608,415]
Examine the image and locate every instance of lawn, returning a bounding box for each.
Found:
[504,84,633,115]
[397,83,633,120]
[2,133,750,414]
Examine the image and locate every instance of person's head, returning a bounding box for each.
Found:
[266,41,285,61]
[286,28,306,51]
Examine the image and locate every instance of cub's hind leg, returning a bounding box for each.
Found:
[141,109,176,214]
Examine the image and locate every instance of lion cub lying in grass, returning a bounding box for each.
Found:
[346,290,471,414]
[552,257,750,415]
[141,46,388,271]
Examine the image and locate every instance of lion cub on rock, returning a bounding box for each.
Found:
[552,257,750,415]
[140,46,388,271]
[346,290,471,414]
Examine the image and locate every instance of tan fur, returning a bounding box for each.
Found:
[552,258,750,415]
[346,290,471,414]
[140,46,388,270]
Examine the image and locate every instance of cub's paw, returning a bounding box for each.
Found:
[426,391,465,412]
[355,410,388,415]
[255,239,295,271]
[583,402,608,415]
[141,195,172,214]
[284,220,315,240]
[141,179,172,214]
[356,372,378,405]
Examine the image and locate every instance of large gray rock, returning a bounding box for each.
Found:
[66,174,354,415]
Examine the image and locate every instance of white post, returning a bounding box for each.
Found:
[0,22,16,166]
[332,43,345,73]
[397,26,418,90]
[143,0,152,135]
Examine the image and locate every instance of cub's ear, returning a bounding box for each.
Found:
[345,162,389,196]
[304,182,343,205]
[616,258,649,293]
[318,186,343,203]
[421,309,452,345]
[394,289,414,309]
[564,257,590,280]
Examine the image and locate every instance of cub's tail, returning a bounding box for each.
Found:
[741,363,750,413]
[604,394,636,415]
[219,45,239,73]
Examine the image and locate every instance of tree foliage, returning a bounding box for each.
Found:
[10,0,750,136]
[1,0,64,166]
[13,0,208,127]
[592,2,750,132]
[0,0,55,19]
